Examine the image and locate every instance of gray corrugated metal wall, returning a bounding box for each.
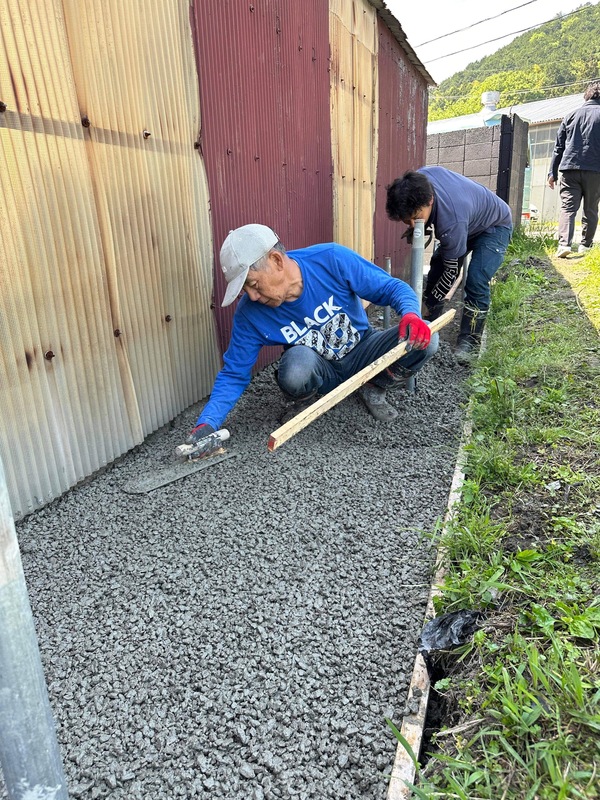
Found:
[0,0,220,519]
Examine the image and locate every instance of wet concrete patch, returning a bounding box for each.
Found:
[11,338,467,800]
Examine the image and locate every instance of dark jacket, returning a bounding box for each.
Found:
[549,98,600,179]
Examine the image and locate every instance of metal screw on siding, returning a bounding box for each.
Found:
[194,142,200,149]
[0,102,7,112]
[249,4,254,10]
[227,148,232,155]
[143,130,151,139]
[44,350,55,361]
[165,315,172,322]
[114,329,122,337]
[254,155,260,161]
[81,115,90,127]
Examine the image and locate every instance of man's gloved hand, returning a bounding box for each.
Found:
[185,422,216,445]
[398,312,431,351]
[401,227,414,244]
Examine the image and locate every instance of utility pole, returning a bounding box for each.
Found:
[408,218,425,393]
[0,456,69,799]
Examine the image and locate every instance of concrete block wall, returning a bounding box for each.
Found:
[426,115,528,224]
[506,115,529,222]
[426,126,502,191]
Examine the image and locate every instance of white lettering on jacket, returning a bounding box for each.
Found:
[280,297,360,360]
[281,295,342,343]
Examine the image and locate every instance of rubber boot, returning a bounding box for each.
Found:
[455,307,487,365]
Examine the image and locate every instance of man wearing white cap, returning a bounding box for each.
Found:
[185,224,438,448]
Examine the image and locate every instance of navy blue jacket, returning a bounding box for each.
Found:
[549,99,600,179]
[421,166,512,262]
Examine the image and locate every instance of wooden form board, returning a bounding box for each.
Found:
[386,415,473,799]
[267,309,455,451]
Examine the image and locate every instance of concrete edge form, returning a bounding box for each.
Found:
[386,415,474,799]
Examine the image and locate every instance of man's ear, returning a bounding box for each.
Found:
[270,250,285,271]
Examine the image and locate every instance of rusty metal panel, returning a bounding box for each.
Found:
[329,0,379,260]
[374,17,428,281]
[0,0,220,518]
[191,1,333,364]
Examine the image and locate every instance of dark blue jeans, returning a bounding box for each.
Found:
[427,225,512,312]
[277,327,439,399]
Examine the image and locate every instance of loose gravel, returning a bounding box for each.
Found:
[7,328,467,800]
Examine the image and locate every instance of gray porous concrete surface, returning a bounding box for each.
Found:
[7,324,468,800]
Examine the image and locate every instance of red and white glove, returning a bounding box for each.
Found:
[398,312,431,351]
[185,422,216,446]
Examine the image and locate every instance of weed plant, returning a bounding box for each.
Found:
[392,230,600,799]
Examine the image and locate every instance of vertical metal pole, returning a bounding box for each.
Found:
[407,219,425,393]
[0,457,69,800]
[383,256,392,329]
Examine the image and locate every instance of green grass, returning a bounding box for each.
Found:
[391,229,600,799]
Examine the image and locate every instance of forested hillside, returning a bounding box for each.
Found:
[429,1,600,120]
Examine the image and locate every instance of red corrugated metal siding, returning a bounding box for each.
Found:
[374,17,428,282]
[191,1,333,366]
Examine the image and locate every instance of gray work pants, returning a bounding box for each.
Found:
[558,169,600,247]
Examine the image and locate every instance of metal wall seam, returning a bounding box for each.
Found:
[329,0,379,260]
[373,17,428,279]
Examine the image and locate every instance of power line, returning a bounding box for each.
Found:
[416,0,540,48]
[426,5,590,64]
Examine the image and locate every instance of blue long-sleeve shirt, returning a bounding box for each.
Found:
[198,242,420,429]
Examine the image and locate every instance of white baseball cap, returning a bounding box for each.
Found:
[219,224,279,307]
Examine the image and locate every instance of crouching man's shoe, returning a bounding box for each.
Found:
[358,383,398,421]
[279,393,318,425]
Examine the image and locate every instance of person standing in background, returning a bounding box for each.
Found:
[548,81,600,257]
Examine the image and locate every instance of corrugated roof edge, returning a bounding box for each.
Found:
[367,0,436,86]
[427,92,585,134]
